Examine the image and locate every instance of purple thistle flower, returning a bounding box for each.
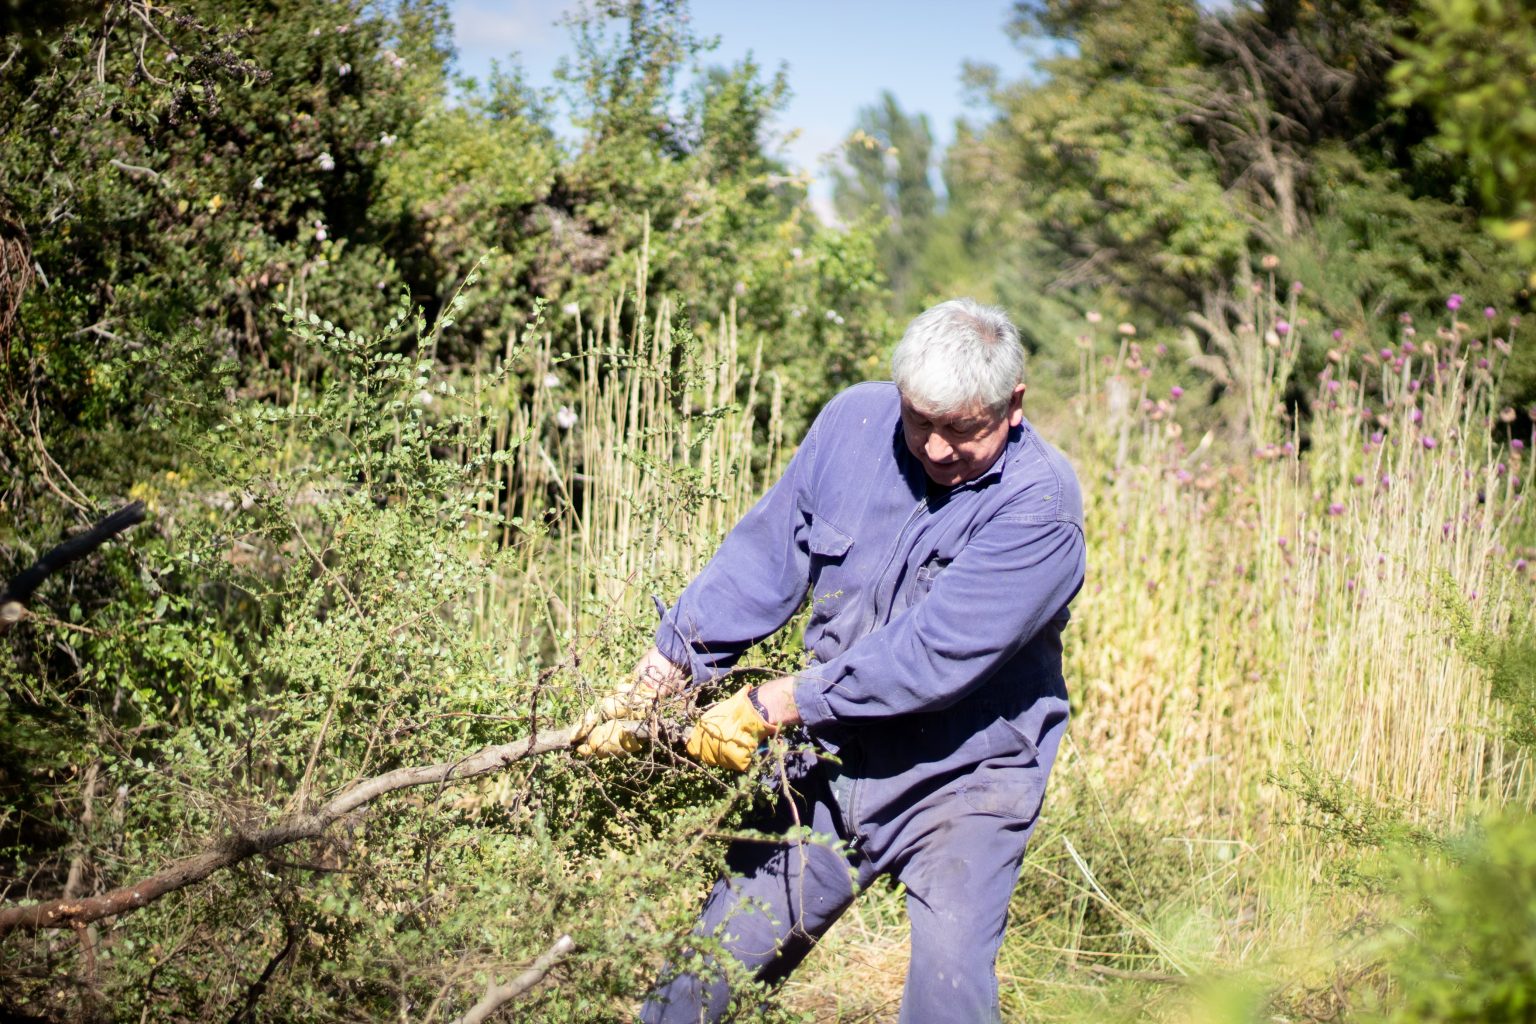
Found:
[1332,328,1344,341]
[1381,474,1392,489]
[1170,385,1184,400]
[1411,409,1423,424]
[1447,293,1463,311]
[1513,439,1526,451]
[1328,502,1345,516]
[1422,436,1437,450]
[1352,474,1366,486]
[1291,281,1304,295]
[1379,348,1394,360]
[1276,320,1291,336]
[1478,358,1490,370]
[1485,306,1497,319]
[1409,379,1421,392]
[1277,536,1288,548]
[1516,559,1529,573]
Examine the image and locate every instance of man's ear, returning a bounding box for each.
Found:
[1008,383,1027,427]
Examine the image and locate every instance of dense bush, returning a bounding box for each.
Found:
[4,1,1535,1021]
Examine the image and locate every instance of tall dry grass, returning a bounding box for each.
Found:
[462,242,785,660]
[1063,295,1534,837]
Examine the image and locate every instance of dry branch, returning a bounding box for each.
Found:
[0,720,629,936]
[451,934,577,1024]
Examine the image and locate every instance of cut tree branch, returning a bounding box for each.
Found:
[451,934,577,1024]
[0,720,660,936]
[1,500,147,631]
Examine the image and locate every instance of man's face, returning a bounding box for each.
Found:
[899,385,1027,488]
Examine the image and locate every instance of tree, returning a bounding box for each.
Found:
[831,91,938,312]
[923,0,1532,412]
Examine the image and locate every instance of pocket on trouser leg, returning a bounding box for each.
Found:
[960,771,1046,823]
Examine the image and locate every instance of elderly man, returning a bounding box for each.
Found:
[577,298,1085,1023]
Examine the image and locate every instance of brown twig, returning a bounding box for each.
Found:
[450,934,576,1024]
[0,720,641,936]
[226,923,301,1024]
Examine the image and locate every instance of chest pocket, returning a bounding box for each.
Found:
[913,555,951,593]
[807,517,854,608]
[807,517,853,561]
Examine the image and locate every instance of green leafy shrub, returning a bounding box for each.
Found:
[0,270,797,1021]
[1384,812,1536,1023]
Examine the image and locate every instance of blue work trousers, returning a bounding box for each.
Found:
[640,749,1049,1023]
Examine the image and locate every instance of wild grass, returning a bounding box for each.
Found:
[427,261,1534,1019]
[463,246,785,668]
[1064,292,1533,826]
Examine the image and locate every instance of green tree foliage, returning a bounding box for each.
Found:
[831,91,938,311]
[1390,0,1536,284]
[856,0,1535,410]
[0,0,452,487]
[1386,813,1536,1023]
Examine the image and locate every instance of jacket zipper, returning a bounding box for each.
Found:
[870,496,928,626]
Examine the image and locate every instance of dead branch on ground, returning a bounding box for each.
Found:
[0,719,666,936]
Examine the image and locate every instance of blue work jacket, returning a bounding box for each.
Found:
[656,381,1085,843]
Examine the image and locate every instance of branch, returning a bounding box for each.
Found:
[1,501,147,629]
[451,934,577,1024]
[108,158,161,181]
[0,720,639,936]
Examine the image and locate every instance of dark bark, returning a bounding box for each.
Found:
[1,501,147,630]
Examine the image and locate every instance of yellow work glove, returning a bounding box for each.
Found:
[575,718,647,758]
[685,685,776,772]
[572,679,662,758]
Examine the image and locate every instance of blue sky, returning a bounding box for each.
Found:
[446,1,1038,217]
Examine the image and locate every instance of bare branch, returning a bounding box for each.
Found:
[451,934,577,1024]
[109,158,162,181]
[1,500,147,620]
[0,721,661,936]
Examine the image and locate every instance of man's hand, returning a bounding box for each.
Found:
[572,646,687,758]
[685,685,778,772]
[752,675,801,727]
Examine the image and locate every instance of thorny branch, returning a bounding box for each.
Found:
[450,934,578,1024]
[0,719,662,936]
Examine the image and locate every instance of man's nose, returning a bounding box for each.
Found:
[924,432,955,463]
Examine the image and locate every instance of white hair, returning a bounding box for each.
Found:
[890,298,1024,416]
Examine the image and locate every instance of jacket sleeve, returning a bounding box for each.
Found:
[792,512,1085,727]
[653,418,821,682]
